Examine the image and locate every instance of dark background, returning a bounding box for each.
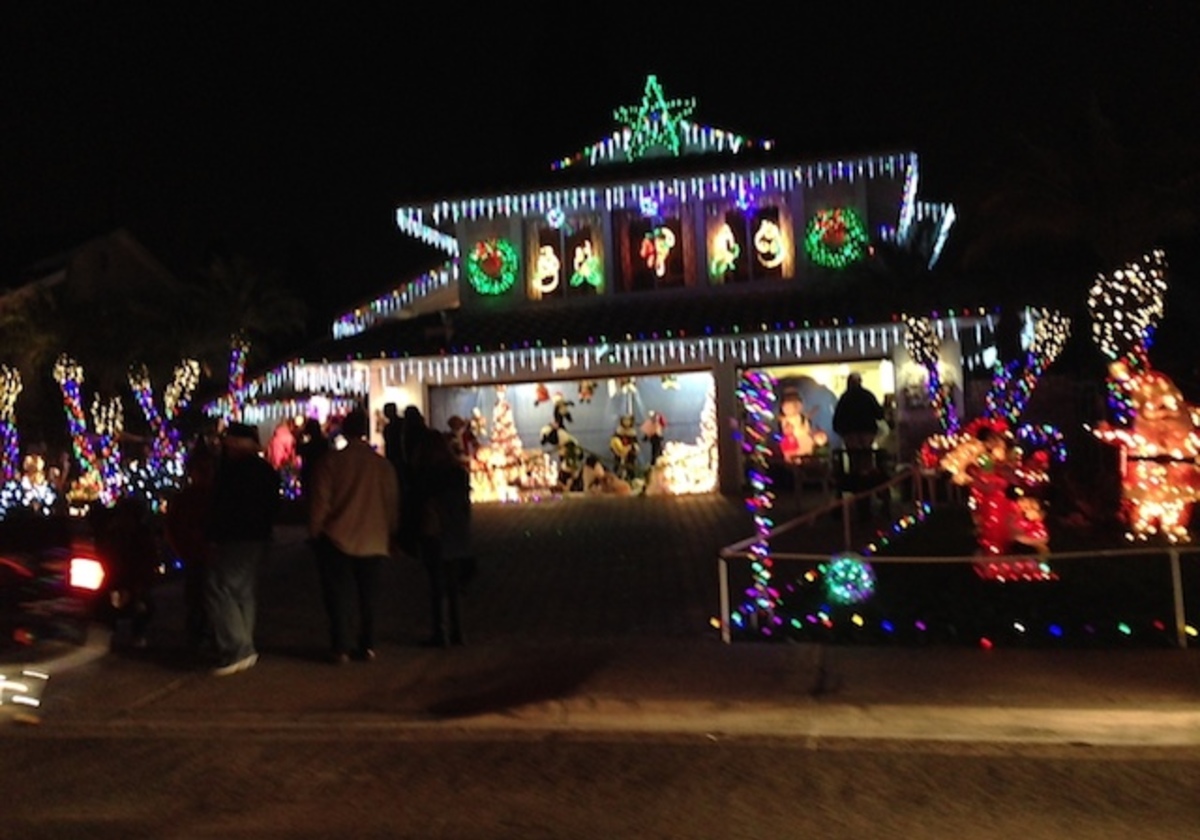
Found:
[1,2,1197,332]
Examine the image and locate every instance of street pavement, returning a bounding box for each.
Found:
[7,490,1200,746]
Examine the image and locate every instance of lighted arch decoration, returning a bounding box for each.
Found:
[467,238,519,296]
[804,207,869,269]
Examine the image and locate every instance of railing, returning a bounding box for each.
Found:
[717,468,1199,648]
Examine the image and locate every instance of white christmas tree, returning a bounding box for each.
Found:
[657,381,718,494]
[489,387,524,476]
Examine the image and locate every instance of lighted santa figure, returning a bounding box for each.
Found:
[1091,361,1200,542]
[941,418,1053,580]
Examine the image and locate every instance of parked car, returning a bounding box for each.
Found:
[0,509,112,667]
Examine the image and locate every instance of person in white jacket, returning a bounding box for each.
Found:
[308,407,400,664]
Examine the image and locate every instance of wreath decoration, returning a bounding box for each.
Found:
[467,238,519,296]
[804,207,869,269]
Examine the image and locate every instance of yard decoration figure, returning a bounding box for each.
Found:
[909,308,1069,581]
[1087,250,1200,543]
[640,410,667,465]
[552,392,574,428]
[1092,363,1200,542]
[611,414,640,480]
[778,389,826,462]
[941,417,1055,581]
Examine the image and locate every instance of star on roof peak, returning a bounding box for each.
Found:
[613,75,697,160]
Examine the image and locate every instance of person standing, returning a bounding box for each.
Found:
[164,438,217,653]
[205,423,280,676]
[295,417,329,508]
[381,402,405,476]
[309,407,400,664]
[402,407,472,647]
[832,372,885,478]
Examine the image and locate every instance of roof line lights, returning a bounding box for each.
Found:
[395,152,917,252]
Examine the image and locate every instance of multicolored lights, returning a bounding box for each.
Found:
[0,366,22,483]
[1088,252,1200,543]
[737,369,779,633]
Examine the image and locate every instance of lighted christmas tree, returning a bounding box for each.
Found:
[489,386,524,478]
[657,381,718,494]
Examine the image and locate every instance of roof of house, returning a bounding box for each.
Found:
[303,278,921,365]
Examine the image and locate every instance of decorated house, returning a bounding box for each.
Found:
[211,75,997,500]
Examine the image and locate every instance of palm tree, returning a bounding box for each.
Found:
[0,284,68,441]
[175,250,308,399]
[954,96,1200,309]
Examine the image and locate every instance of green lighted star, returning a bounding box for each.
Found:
[613,75,696,160]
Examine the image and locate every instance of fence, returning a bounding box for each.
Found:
[717,467,1199,647]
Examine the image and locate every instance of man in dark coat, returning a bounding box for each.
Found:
[205,422,280,676]
[832,372,884,477]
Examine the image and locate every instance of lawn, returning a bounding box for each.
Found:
[729,499,1200,649]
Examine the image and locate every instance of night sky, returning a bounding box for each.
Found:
[1,2,1197,329]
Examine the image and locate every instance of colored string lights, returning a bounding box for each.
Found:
[611,74,697,161]
[52,354,101,500]
[1088,251,1200,543]
[0,366,21,483]
[737,368,780,633]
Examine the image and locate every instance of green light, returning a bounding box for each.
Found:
[804,207,869,270]
[466,238,519,296]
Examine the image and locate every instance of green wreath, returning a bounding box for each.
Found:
[466,238,519,295]
[804,207,869,269]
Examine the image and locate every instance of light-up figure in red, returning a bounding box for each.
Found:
[941,418,1054,581]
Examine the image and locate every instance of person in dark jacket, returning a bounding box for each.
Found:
[205,422,280,676]
[295,417,329,508]
[164,438,217,653]
[832,371,885,477]
[401,407,472,647]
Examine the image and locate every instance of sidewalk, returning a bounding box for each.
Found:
[13,493,1200,746]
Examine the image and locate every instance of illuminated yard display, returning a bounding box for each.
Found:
[911,308,1069,581]
[1088,251,1200,543]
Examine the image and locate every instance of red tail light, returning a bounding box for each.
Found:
[68,557,106,591]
